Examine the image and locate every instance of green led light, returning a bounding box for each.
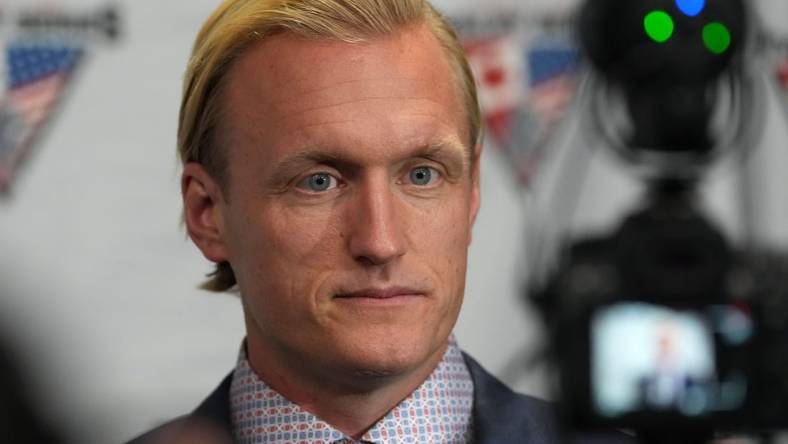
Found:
[703,22,732,54]
[644,10,675,43]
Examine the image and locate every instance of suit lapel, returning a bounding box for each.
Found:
[463,352,559,444]
[191,373,235,440]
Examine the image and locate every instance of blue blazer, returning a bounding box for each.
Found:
[127,353,636,444]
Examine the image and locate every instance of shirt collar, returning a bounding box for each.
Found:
[230,336,474,444]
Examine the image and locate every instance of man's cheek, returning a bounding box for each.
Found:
[267,212,344,262]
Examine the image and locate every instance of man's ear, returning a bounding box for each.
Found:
[182,163,230,263]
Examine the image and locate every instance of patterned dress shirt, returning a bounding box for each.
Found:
[230,336,475,444]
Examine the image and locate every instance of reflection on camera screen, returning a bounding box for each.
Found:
[592,303,749,418]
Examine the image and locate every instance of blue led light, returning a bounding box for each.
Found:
[676,0,705,17]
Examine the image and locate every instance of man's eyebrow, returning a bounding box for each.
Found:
[266,151,349,187]
[415,139,468,166]
[274,151,347,171]
[267,139,469,184]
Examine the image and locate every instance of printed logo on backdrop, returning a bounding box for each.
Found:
[453,12,580,187]
[0,6,119,193]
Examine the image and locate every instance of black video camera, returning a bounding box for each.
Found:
[528,0,787,441]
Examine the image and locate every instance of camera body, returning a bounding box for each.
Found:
[531,185,788,432]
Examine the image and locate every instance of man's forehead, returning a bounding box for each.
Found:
[223,24,460,111]
[218,23,470,161]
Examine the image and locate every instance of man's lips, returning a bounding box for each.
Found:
[334,286,424,300]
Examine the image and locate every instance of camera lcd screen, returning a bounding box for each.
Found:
[591,303,719,418]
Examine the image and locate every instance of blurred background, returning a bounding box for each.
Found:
[0,0,785,442]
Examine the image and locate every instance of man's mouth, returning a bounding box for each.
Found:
[334,286,424,300]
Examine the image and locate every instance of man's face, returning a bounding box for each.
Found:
[194,24,480,384]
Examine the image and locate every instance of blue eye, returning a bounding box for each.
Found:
[305,173,336,192]
[409,167,438,186]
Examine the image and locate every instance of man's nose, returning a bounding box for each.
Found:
[346,175,408,266]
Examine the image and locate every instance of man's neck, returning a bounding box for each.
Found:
[244,333,449,439]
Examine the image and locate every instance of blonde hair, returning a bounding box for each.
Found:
[179,0,482,292]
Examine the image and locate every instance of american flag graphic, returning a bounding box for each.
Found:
[464,33,579,187]
[0,42,82,190]
[526,43,579,124]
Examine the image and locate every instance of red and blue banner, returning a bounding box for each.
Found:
[0,6,118,193]
[455,13,580,187]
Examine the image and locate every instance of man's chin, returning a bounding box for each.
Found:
[336,358,429,392]
[326,336,448,388]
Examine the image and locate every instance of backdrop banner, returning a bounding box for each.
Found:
[0,6,119,194]
[453,12,579,187]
